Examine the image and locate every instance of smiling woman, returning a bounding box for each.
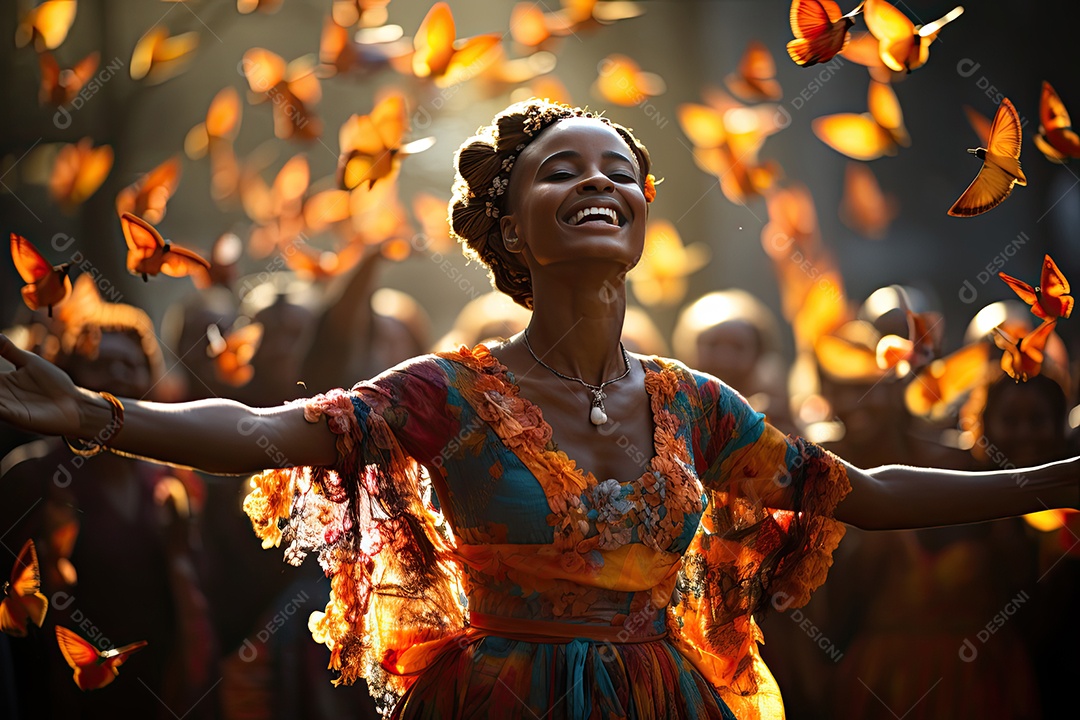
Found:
[0,98,1078,720]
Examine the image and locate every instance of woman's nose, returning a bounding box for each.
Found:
[576,168,615,193]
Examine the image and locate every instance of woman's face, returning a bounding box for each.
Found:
[501,118,647,273]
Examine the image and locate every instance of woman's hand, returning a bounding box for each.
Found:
[0,333,92,437]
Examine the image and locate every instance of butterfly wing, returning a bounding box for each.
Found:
[947,163,1018,217]
[787,0,850,67]
[905,341,989,418]
[119,212,166,275]
[997,271,1039,308]
[10,234,53,285]
[412,2,457,78]
[867,80,909,147]
[812,113,897,160]
[863,0,914,72]
[963,104,993,147]
[726,40,781,102]
[985,98,1026,184]
[159,245,212,287]
[1037,254,1073,319]
[1,540,48,636]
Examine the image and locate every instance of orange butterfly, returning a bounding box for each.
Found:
[594,54,665,106]
[115,155,182,225]
[725,40,781,102]
[411,191,455,255]
[948,98,1026,217]
[129,27,199,84]
[242,48,322,141]
[206,322,262,386]
[10,233,72,317]
[237,0,282,13]
[839,161,898,239]
[904,341,989,418]
[627,220,710,306]
[863,0,963,73]
[813,79,909,160]
[282,237,367,281]
[786,0,863,68]
[1035,81,1080,163]
[119,212,211,286]
[998,255,1073,321]
[184,87,243,204]
[319,14,409,77]
[994,319,1057,383]
[837,31,897,83]
[814,326,887,383]
[240,154,310,257]
[56,625,147,691]
[38,51,98,106]
[337,93,435,190]
[410,2,501,87]
[14,0,76,50]
[1,540,48,637]
[332,0,390,28]
[48,137,113,210]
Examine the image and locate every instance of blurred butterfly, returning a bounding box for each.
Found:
[10,233,71,317]
[993,319,1057,383]
[184,87,243,204]
[1035,81,1080,163]
[240,154,310,256]
[627,219,710,306]
[948,98,1026,217]
[129,27,199,84]
[56,625,147,691]
[282,237,367,281]
[411,191,455,255]
[242,48,322,141]
[814,328,886,382]
[473,47,558,99]
[515,73,574,106]
[838,31,897,83]
[875,309,943,375]
[904,341,989,419]
[594,53,665,106]
[237,0,282,13]
[813,79,909,160]
[44,513,79,588]
[337,93,435,190]
[787,0,864,67]
[115,155,182,225]
[963,104,992,147]
[332,0,391,28]
[839,161,898,239]
[319,14,408,77]
[48,137,113,210]
[1,540,48,637]
[793,272,849,353]
[863,0,963,73]
[725,40,781,102]
[301,186,353,234]
[38,50,98,107]
[410,2,501,87]
[206,322,262,386]
[119,212,211,286]
[510,0,642,48]
[14,0,76,50]
[348,174,415,253]
[998,254,1073,321]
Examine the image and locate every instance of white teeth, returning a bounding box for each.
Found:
[570,207,619,226]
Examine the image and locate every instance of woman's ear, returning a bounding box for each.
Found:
[499,216,523,253]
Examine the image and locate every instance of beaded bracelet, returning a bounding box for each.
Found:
[64,391,125,458]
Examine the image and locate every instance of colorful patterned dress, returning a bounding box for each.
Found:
[243,345,851,719]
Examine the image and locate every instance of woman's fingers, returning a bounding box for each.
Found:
[0,333,31,369]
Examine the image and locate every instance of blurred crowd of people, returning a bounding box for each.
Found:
[2,246,1079,719]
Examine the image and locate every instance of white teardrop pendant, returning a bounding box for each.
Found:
[590,404,608,425]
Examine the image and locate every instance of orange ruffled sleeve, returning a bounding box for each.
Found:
[669,369,852,719]
[241,359,466,713]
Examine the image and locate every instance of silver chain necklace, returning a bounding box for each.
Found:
[521,328,632,426]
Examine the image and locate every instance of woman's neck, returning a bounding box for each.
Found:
[525,267,628,384]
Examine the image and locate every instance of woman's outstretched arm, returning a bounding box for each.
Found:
[835,457,1080,530]
[0,334,337,475]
